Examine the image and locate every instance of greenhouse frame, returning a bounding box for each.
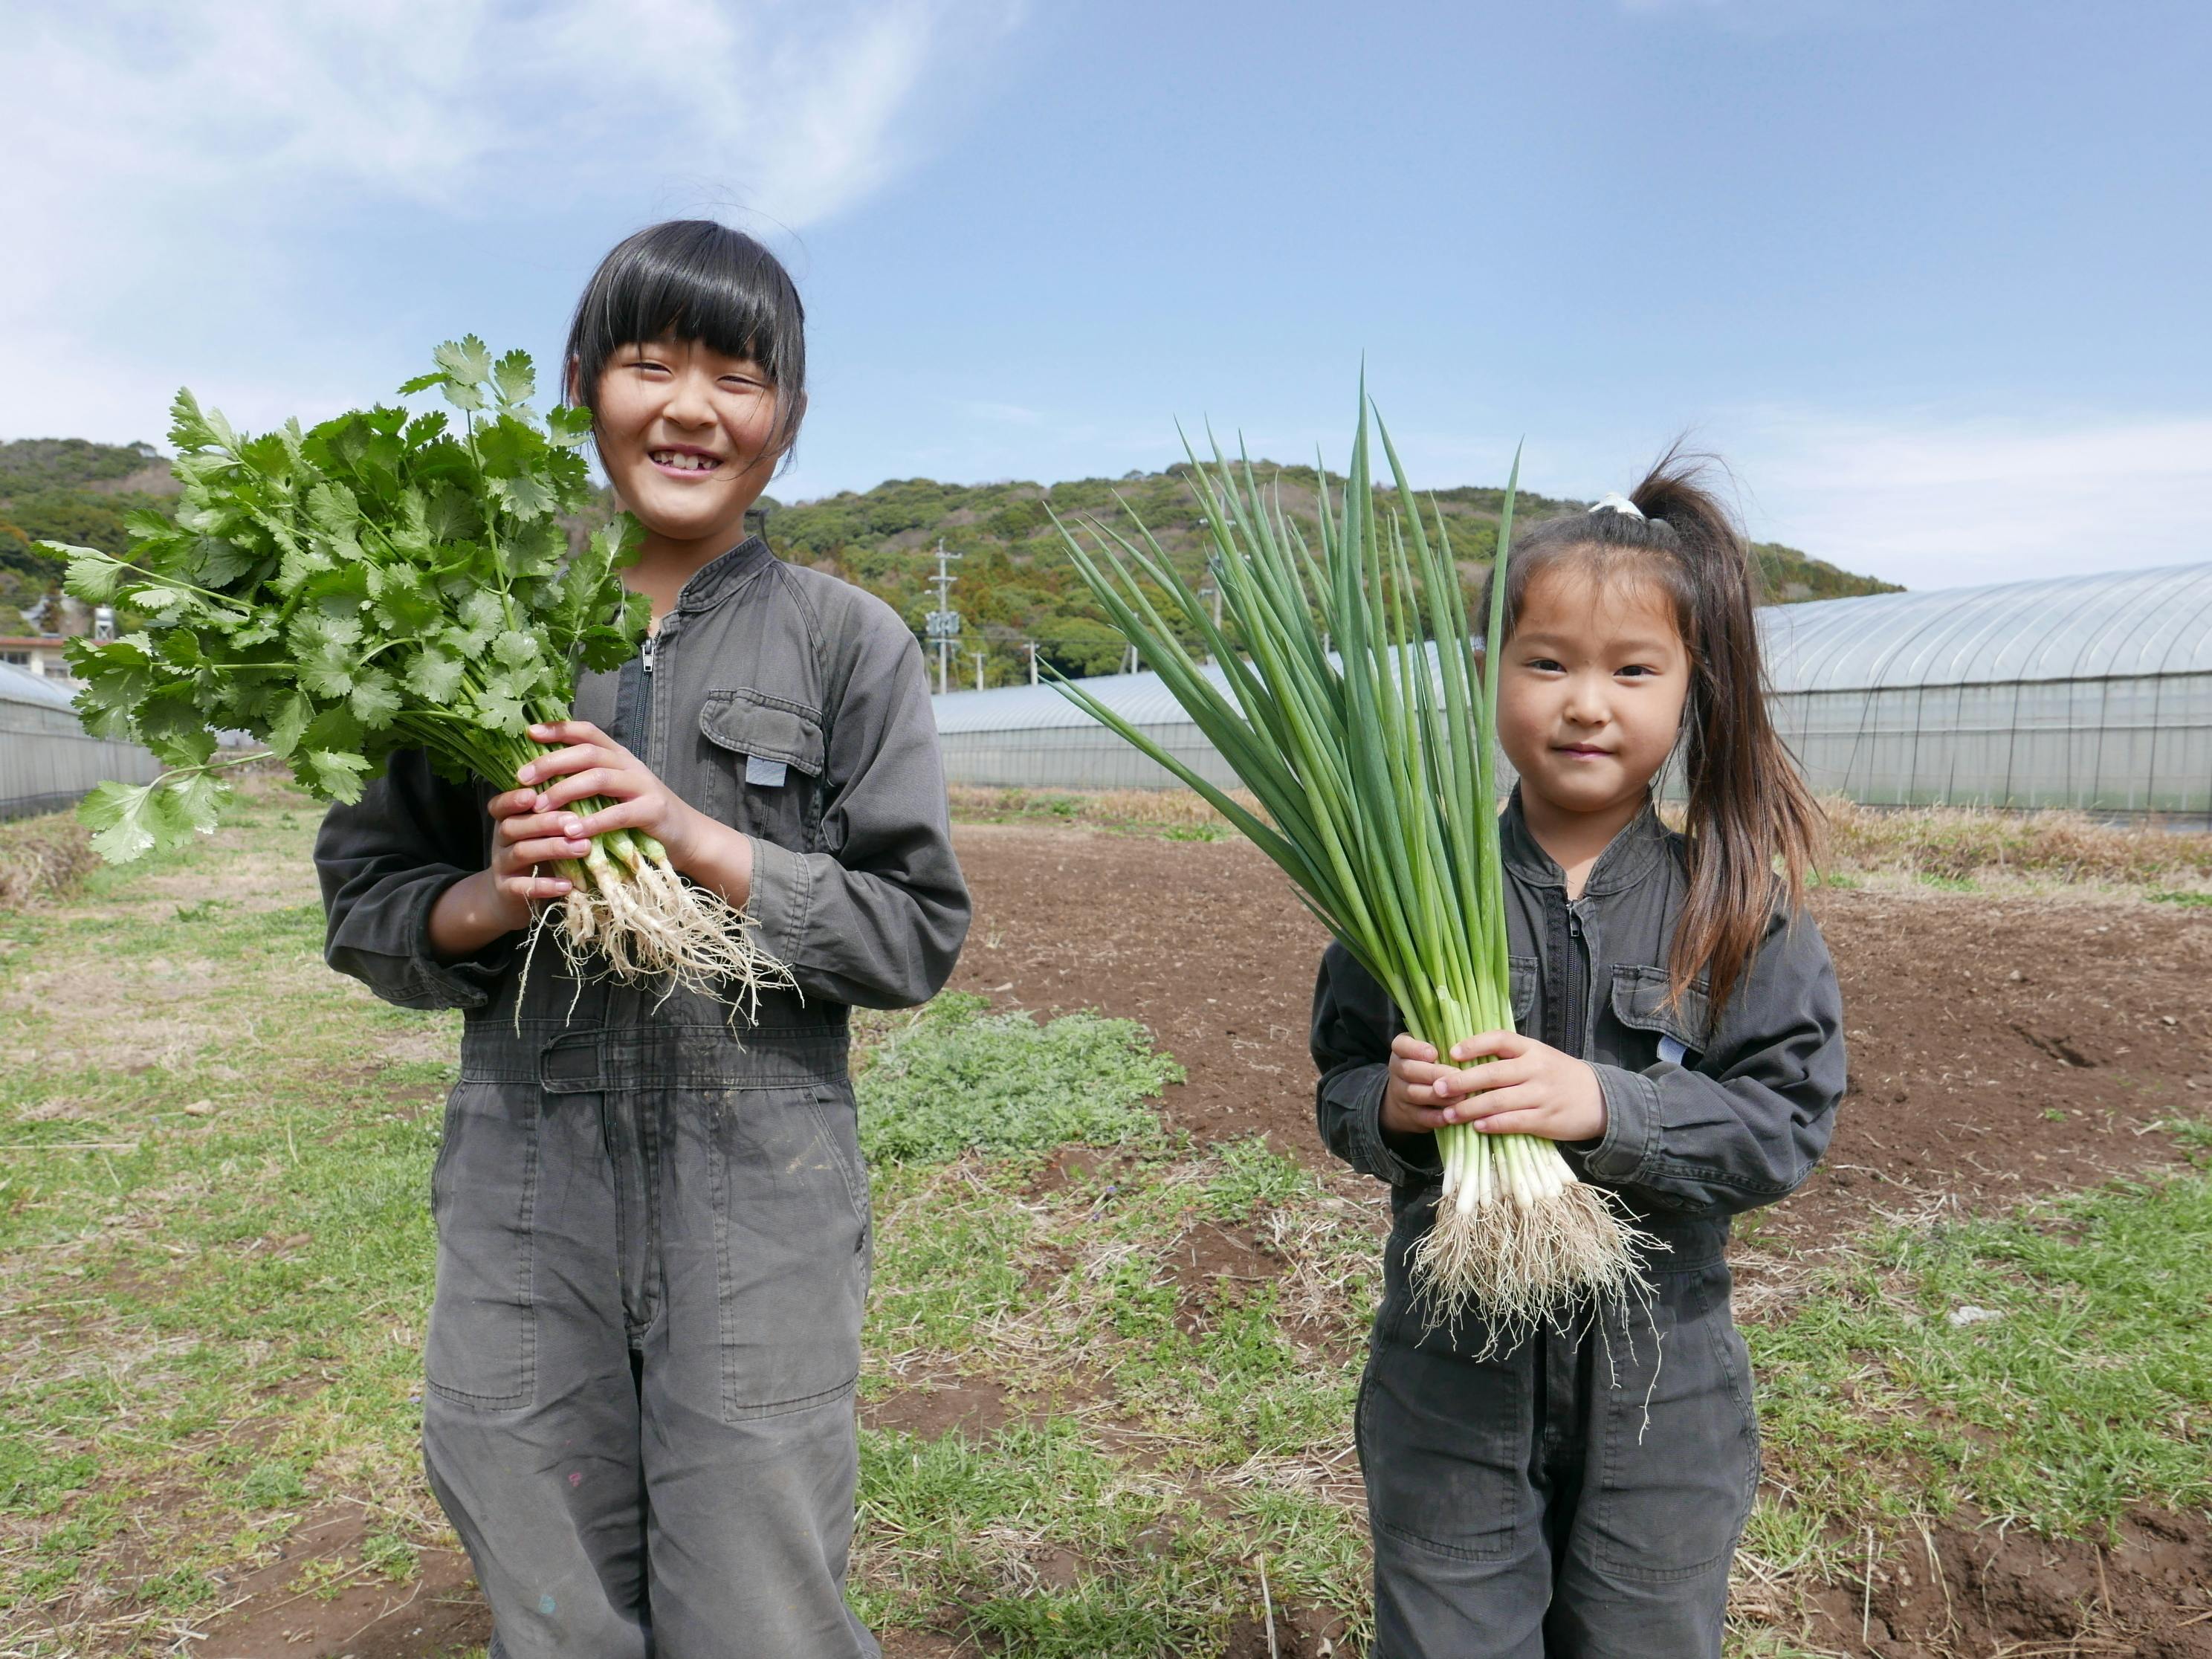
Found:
[931,561,2212,821]
[0,660,158,821]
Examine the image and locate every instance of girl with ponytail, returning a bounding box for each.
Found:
[1313,450,1846,1656]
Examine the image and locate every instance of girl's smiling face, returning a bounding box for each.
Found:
[1495,563,1692,821]
[578,335,786,555]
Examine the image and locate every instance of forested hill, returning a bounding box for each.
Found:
[753,466,1901,684]
[1,439,1900,679]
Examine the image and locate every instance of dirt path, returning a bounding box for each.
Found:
[946,823,2212,1243]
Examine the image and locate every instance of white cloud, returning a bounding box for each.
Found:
[0,0,1022,441]
[1731,409,2212,589]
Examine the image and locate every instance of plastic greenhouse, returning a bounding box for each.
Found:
[931,561,2212,821]
[0,660,158,821]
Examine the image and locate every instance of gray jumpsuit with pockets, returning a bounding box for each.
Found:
[1314,792,1845,1659]
[316,537,970,1659]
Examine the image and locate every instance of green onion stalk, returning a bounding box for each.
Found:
[1050,392,1654,1338]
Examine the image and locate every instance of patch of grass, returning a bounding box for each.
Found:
[2149,888,2212,908]
[1916,872,1977,892]
[856,992,1182,1163]
[856,1418,1368,1657]
[1753,1171,2212,1539]
[2156,1113,2212,1157]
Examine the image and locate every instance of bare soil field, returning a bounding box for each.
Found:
[944,822,2212,1246]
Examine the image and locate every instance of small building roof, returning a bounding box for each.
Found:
[0,659,80,711]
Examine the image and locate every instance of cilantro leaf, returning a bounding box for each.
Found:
[491,472,556,520]
[80,781,172,862]
[305,749,374,802]
[265,691,312,757]
[493,349,536,405]
[546,404,594,448]
[407,650,467,704]
[433,335,493,387]
[57,544,125,602]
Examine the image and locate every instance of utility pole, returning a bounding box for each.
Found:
[1197,555,1224,664]
[1025,641,1039,685]
[925,540,963,695]
[972,650,987,691]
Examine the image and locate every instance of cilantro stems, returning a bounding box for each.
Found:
[45,337,792,1012]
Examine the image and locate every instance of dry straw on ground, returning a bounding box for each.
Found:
[948,783,2212,889]
[1815,797,2212,884]
[0,812,97,911]
[947,783,1265,828]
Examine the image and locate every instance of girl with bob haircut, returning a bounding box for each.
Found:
[1313,453,1846,1657]
[318,219,969,1657]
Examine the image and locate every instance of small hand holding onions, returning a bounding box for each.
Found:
[1389,1030,1607,1143]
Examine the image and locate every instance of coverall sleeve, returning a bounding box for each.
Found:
[314,750,512,1012]
[1312,941,1445,1189]
[743,620,971,1010]
[1579,909,1846,1217]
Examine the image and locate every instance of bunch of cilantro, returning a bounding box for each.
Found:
[48,337,787,1003]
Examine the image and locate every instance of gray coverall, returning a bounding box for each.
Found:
[1314,792,1846,1659]
[316,537,970,1659]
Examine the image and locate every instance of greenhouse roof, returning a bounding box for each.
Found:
[0,661,80,711]
[1759,560,2212,691]
[932,560,2212,733]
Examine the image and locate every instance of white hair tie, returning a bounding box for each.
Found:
[1589,491,1645,520]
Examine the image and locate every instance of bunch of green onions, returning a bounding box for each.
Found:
[1051,396,1651,1334]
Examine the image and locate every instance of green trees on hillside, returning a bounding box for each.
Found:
[0,439,182,630]
[757,463,1898,685]
[0,434,1900,664]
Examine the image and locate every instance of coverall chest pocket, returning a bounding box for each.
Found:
[1507,954,1538,1033]
[1608,965,1713,1070]
[699,688,827,852]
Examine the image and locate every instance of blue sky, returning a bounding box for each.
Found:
[6,0,2207,588]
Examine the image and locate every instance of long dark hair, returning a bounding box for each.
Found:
[564,219,808,470]
[1491,446,1823,1018]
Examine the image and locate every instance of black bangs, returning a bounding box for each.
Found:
[564,219,808,464]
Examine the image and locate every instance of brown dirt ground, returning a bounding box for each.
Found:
[945,823,2212,1243]
[184,823,2212,1658]
[940,822,2212,1657]
[181,1507,487,1658]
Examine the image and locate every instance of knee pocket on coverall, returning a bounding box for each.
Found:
[709,1081,871,1421]
[426,1083,541,1410]
[1585,1256,1759,1583]
[1359,1281,1529,1564]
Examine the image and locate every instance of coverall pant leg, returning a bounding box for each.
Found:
[421,1074,876,1659]
[1359,1234,1759,1659]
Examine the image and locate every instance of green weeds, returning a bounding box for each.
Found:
[856,991,1181,1162]
[1753,1172,2212,1538]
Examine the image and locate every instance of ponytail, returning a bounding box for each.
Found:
[1492,444,1823,1017]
